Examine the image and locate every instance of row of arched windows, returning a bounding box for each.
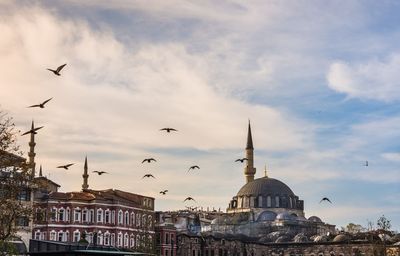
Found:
[231,195,299,209]
[37,206,153,228]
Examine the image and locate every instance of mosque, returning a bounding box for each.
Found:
[206,122,335,242]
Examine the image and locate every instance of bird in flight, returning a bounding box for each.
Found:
[188,165,200,172]
[57,163,74,170]
[319,197,332,204]
[159,190,168,195]
[183,197,196,202]
[47,63,67,76]
[364,161,369,167]
[93,171,108,175]
[142,158,157,163]
[21,125,44,136]
[235,158,248,163]
[160,128,178,133]
[142,174,155,179]
[28,98,53,109]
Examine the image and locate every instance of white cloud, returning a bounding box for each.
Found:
[327,54,400,101]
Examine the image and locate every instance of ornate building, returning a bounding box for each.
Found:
[207,122,335,241]
[32,157,156,252]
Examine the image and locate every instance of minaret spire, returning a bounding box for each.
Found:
[244,120,256,183]
[82,156,89,191]
[28,120,36,178]
[39,164,43,177]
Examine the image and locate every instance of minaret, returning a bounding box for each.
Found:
[39,165,43,177]
[82,156,89,191]
[28,121,36,178]
[244,121,256,183]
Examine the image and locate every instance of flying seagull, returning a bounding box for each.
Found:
[21,125,44,136]
[160,128,178,133]
[319,197,332,204]
[28,98,53,109]
[142,174,155,179]
[57,163,74,170]
[183,197,196,202]
[93,171,108,175]
[188,165,200,172]
[142,158,157,163]
[47,63,67,76]
[159,190,168,195]
[364,161,369,167]
[235,158,248,163]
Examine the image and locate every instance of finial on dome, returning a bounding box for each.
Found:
[264,164,268,178]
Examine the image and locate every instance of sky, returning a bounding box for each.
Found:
[0,0,399,231]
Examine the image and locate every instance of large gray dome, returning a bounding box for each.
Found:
[237,177,295,197]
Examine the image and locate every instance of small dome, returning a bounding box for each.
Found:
[237,177,295,197]
[293,233,309,243]
[308,216,322,222]
[257,211,277,222]
[333,234,350,242]
[276,212,294,221]
[313,235,327,242]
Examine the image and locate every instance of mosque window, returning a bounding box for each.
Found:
[267,196,271,207]
[275,196,280,207]
[289,197,293,208]
[249,196,254,207]
[258,195,263,207]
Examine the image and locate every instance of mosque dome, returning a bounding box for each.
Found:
[308,216,322,223]
[237,177,295,197]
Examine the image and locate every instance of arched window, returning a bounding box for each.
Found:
[258,195,263,207]
[118,210,123,225]
[130,234,135,248]
[74,208,81,222]
[73,230,80,242]
[131,212,135,226]
[97,209,103,223]
[66,208,70,222]
[104,232,110,246]
[89,209,94,223]
[82,209,88,222]
[34,230,41,240]
[125,211,129,226]
[136,213,141,227]
[97,231,103,245]
[142,214,147,227]
[65,231,69,242]
[267,196,271,207]
[117,232,123,247]
[105,210,111,223]
[275,196,280,207]
[111,233,115,246]
[50,230,56,241]
[58,208,65,221]
[124,233,129,247]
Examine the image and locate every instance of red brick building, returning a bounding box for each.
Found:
[32,157,155,252]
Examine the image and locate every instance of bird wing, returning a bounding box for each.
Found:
[194,166,200,169]
[56,64,67,72]
[57,165,66,169]
[235,159,241,162]
[28,104,41,108]
[47,68,56,73]
[33,126,44,132]
[326,198,332,203]
[42,98,53,105]
[21,130,31,136]
[169,128,177,131]
[92,171,99,173]
[65,163,74,168]
[150,158,156,162]
[141,159,147,163]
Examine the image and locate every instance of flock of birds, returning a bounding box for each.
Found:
[19,63,372,207]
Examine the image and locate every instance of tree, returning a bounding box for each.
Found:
[377,215,391,232]
[346,223,365,233]
[0,110,34,245]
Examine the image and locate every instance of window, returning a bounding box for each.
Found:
[118,210,123,224]
[117,233,123,247]
[104,232,110,245]
[131,212,135,226]
[58,208,65,221]
[17,188,31,201]
[50,231,56,241]
[50,208,57,221]
[82,209,88,222]
[267,196,271,207]
[89,209,95,223]
[148,215,152,228]
[258,195,263,207]
[125,211,129,226]
[171,233,175,244]
[130,235,135,248]
[105,210,110,223]
[142,214,147,227]
[65,231,69,242]
[34,231,41,240]
[97,209,103,223]
[124,233,129,247]
[97,232,103,245]
[165,232,170,244]
[73,230,80,242]
[58,232,64,242]
[136,213,141,227]
[16,216,29,226]
[111,210,115,224]
[275,196,280,207]
[66,208,70,221]
[111,233,115,246]
[74,208,81,222]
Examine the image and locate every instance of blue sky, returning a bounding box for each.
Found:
[0,0,399,231]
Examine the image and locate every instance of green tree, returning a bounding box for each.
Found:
[346,223,365,233]
[377,215,391,231]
